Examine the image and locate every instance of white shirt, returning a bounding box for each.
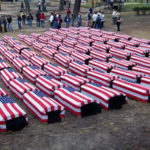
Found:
[92,14,97,22]
[49,15,54,23]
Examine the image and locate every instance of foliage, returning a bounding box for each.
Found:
[133,6,150,15]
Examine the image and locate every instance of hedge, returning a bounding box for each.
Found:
[133,6,150,15]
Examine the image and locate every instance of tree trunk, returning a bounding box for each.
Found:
[42,0,45,11]
[73,0,81,18]
[24,0,30,14]
[59,0,64,11]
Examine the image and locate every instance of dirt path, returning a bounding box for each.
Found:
[0,10,150,150]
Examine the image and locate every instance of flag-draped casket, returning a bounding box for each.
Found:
[0,68,23,87]
[0,59,10,71]
[81,83,127,110]
[69,61,93,77]
[112,79,150,103]
[36,75,64,97]
[54,87,101,117]
[87,70,115,87]
[4,50,20,62]
[43,63,68,80]
[0,94,28,132]
[13,57,31,73]
[9,78,37,100]
[23,91,65,123]
[23,65,47,83]
[61,73,90,91]
[59,46,75,55]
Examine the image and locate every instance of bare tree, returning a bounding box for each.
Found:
[24,0,30,13]
[73,0,81,18]
[42,0,45,11]
[59,0,64,11]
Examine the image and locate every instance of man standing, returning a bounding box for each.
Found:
[7,15,12,31]
[92,11,97,28]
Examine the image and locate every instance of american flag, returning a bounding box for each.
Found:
[4,50,20,62]
[0,59,10,71]
[0,55,3,60]
[52,35,64,43]
[59,46,75,55]
[67,33,79,40]
[132,66,150,76]
[48,40,62,50]
[102,35,118,41]
[112,79,149,103]
[44,63,68,80]
[109,47,131,60]
[0,88,8,97]
[0,44,11,54]
[71,52,92,64]
[49,28,58,33]
[36,75,64,97]
[18,34,28,41]
[78,37,93,46]
[9,78,37,100]
[41,46,58,59]
[69,61,93,77]
[74,44,92,54]
[88,59,114,73]
[108,58,136,70]
[139,43,150,49]
[2,35,12,43]
[7,38,19,48]
[38,36,50,44]
[13,57,31,73]
[81,83,127,110]
[140,76,150,90]
[14,43,28,54]
[114,33,132,40]
[54,53,75,68]
[101,30,115,36]
[0,95,28,132]
[32,41,46,51]
[125,46,149,57]
[131,37,150,44]
[87,70,115,87]
[54,86,100,116]
[119,39,140,47]
[92,42,110,53]
[21,48,37,61]
[61,73,90,91]
[79,32,91,38]
[0,68,23,87]
[23,90,65,123]
[30,55,50,69]
[43,31,55,38]
[24,37,36,46]
[91,36,107,43]
[0,40,5,45]
[30,32,42,40]
[130,55,150,68]
[110,68,144,83]
[90,50,112,62]
[107,41,125,49]
[23,65,47,83]
[90,32,102,37]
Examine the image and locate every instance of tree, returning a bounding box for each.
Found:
[24,0,30,14]
[42,0,45,11]
[59,0,64,11]
[73,0,81,18]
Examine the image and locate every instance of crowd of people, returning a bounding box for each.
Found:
[0,2,122,33]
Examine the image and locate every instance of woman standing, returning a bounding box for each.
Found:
[116,14,122,31]
[40,13,46,28]
[77,13,82,27]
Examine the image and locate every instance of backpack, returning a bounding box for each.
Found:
[96,16,101,23]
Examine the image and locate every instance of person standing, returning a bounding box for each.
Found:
[38,1,41,11]
[116,13,122,31]
[49,12,54,28]
[44,1,47,12]
[27,13,33,28]
[0,17,2,32]
[92,11,97,28]
[96,14,101,29]
[112,9,118,25]
[89,7,93,15]
[85,11,92,27]
[36,11,41,27]
[64,14,70,28]
[7,15,12,31]
[77,13,82,27]
[101,12,105,28]
[57,14,62,29]
[71,14,75,27]
[66,7,71,16]
[40,12,46,28]
[22,12,26,25]
[3,17,7,32]
[17,14,22,29]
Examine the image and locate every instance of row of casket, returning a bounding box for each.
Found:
[0,87,28,132]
